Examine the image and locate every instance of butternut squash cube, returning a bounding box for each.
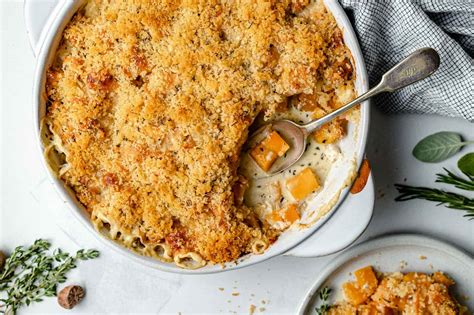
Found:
[296,93,320,112]
[250,131,290,172]
[354,266,378,295]
[284,203,300,223]
[268,210,283,223]
[286,168,320,201]
[402,272,418,282]
[402,272,430,286]
[250,144,277,172]
[263,131,290,156]
[343,282,369,306]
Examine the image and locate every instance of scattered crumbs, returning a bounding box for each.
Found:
[403,177,407,182]
[259,307,266,312]
[227,300,231,303]
[261,300,266,304]
[251,293,255,297]
[377,189,385,198]
[419,255,427,260]
[378,189,385,199]
[249,304,256,315]
[232,292,240,296]
[429,264,434,270]
[233,286,237,289]
[461,295,470,301]
[219,287,225,291]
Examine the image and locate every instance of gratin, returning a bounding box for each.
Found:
[43,0,356,268]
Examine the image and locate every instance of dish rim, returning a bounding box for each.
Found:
[31,0,371,274]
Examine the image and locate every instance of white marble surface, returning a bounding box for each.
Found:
[1,2,473,314]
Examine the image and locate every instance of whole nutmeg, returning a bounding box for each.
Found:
[57,285,85,309]
[0,251,6,271]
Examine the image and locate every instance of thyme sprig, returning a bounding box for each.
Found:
[0,239,99,314]
[315,287,332,315]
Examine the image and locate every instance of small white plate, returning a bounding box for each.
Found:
[298,234,474,314]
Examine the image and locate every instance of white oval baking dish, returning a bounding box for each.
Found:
[27,0,373,274]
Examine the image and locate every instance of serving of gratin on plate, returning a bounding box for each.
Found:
[328,266,468,314]
[298,234,474,314]
[41,0,360,269]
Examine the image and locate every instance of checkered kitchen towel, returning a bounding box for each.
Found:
[339,0,474,121]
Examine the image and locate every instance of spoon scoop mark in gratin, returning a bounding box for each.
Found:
[247,48,440,176]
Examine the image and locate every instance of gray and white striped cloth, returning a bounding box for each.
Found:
[339,0,474,121]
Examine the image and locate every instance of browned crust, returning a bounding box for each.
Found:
[44,0,355,265]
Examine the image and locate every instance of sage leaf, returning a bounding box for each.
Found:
[458,153,474,177]
[413,132,464,163]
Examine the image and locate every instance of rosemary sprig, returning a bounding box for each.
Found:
[315,287,332,315]
[436,168,474,191]
[395,184,474,219]
[0,239,99,314]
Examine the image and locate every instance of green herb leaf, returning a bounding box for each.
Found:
[436,168,474,191]
[395,184,474,219]
[412,132,469,163]
[458,153,474,178]
[315,287,332,315]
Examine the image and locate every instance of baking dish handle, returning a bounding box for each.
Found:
[284,174,374,257]
[24,0,65,57]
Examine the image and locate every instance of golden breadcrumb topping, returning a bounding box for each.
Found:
[329,267,468,314]
[44,0,355,265]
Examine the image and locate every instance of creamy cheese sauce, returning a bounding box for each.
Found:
[239,107,343,229]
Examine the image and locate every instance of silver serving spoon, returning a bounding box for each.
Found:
[247,47,440,176]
